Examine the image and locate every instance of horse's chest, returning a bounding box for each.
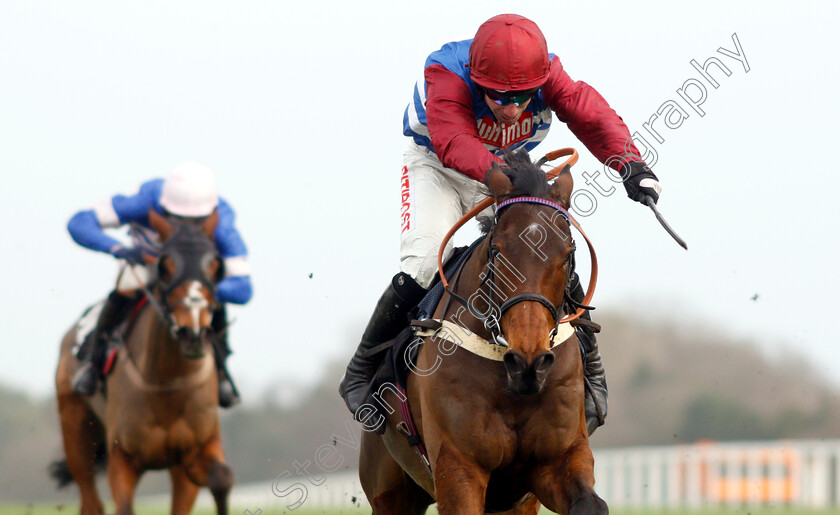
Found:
[112,407,216,466]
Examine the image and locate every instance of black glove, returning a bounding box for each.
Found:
[112,246,146,266]
[621,161,662,204]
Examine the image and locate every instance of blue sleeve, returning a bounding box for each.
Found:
[217,275,253,304]
[214,198,248,259]
[67,210,121,254]
[111,179,164,226]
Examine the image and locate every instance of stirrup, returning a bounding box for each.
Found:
[71,363,99,397]
[218,378,240,408]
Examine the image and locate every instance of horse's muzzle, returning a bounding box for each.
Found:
[175,327,209,359]
[503,349,555,395]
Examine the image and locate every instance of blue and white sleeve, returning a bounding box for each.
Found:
[67,210,122,253]
[214,198,253,305]
[67,179,162,254]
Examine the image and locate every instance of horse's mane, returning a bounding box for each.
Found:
[479,149,548,234]
[499,149,549,198]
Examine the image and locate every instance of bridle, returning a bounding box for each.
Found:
[435,148,598,347]
[129,223,222,339]
[480,196,575,347]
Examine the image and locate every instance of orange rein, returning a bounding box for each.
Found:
[436,148,597,325]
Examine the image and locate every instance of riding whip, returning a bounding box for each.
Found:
[644,196,688,250]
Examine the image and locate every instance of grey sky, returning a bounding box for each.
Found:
[1,0,838,400]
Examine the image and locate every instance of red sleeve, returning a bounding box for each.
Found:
[542,56,642,170]
[424,64,503,182]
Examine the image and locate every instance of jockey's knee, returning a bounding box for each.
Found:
[400,234,455,290]
[400,257,442,290]
[116,263,150,292]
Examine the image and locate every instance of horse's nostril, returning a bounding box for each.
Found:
[533,351,555,386]
[503,351,528,377]
[534,351,555,374]
[504,349,555,395]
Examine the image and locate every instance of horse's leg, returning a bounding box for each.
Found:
[108,447,143,515]
[490,495,542,515]
[169,465,201,515]
[360,431,432,515]
[433,442,490,515]
[183,434,234,515]
[529,442,608,515]
[56,392,105,515]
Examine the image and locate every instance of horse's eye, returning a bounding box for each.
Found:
[207,258,225,283]
[158,255,175,282]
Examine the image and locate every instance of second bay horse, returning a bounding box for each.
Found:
[53,209,233,515]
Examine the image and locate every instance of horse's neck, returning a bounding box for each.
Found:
[128,304,206,382]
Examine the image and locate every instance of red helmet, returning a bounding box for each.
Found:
[469,14,550,91]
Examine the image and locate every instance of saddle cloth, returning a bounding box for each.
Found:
[415,236,485,320]
[72,301,105,357]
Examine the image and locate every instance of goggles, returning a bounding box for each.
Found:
[483,87,539,107]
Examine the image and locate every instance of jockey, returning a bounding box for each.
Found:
[67,162,253,408]
[339,14,662,435]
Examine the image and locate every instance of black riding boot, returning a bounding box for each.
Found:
[72,291,135,396]
[211,305,239,408]
[569,273,608,435]
[339,272,427,414]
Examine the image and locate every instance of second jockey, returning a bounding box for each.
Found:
[67,162,253,408]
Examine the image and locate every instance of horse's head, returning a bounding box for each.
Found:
[149,209,223,359]
[484,151,575,395]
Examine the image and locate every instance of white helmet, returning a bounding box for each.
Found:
[159,162,219,217]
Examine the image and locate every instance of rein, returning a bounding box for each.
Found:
[127,265,177,334]
[435,148,598,329]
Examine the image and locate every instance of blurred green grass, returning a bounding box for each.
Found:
[1,505,837,515]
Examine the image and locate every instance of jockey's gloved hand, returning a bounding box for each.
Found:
[112,246,146,266]
[622,161,662,204]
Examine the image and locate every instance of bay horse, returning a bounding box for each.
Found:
[359,150,608,514]
[53,209,233,515]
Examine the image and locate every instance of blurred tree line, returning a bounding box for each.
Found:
[3,312,839,502]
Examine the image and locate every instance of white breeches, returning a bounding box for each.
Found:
[399,142,494,289]
[115,262,152,293]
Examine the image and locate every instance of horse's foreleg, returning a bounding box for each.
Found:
[108,447,142,515]
[169,465,201,515]
[530,442,608,515]
[56,393,105,515]
[433,443,490,515]
[360,431,432,515]
[183,434,233,515]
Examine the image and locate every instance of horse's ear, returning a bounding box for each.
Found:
[485,163,513,198]
[549,165,574,209]
[202,210,219,240]
[148,208,175,242]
